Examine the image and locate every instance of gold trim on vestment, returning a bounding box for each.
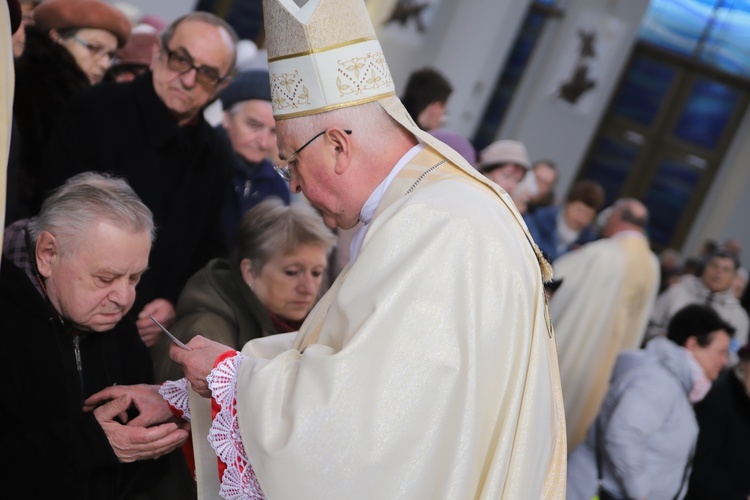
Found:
[274,92,396,120]
[268,37,379,62]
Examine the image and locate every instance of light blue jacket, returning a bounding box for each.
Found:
[567,337,698,500]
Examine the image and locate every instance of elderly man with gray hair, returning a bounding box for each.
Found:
[217,69,291,245]
[40,11,239,349]
[0,172,189,498]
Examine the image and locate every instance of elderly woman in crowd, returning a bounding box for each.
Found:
[686,341,750,499]
[14,0,130,213]
[153,198,336,382]
[567,304,734,500]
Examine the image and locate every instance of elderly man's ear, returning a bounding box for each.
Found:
[329,128,353,175]
[35,231,58,278]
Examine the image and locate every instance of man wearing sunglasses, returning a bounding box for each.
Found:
[40,12,237,352]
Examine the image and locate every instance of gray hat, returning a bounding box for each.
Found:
[220,70,272,110]
[478,140,531,171]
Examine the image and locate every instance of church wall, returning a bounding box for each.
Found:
[497,0,650,199]
[682,110,750,267]
[104,0,193,26]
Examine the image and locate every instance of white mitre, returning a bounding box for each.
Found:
[262,0,553,282]
[262,0,467,164]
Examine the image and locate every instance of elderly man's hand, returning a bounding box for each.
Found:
[93,395,189,462]
[84,384,174,428]
[170,336,236,398]
[136,298,176,347]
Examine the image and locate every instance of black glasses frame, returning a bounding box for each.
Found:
[274,129,353,182]
[163,46,230,86]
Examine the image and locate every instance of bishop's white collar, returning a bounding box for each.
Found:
[350,144,424,263]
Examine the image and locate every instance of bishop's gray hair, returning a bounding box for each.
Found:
[28,172,155,255]
[281,101,398,148]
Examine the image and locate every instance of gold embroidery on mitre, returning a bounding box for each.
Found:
[273,92,397,120]
[267,36,379,63]
[336,51,393,96]
[270,70,311,111]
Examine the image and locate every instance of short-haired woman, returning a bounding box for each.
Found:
[567,304,734,500]
[153,199,336,382]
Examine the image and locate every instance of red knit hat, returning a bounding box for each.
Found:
[33,0,131,47]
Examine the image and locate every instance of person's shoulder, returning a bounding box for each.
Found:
[526,203,555,218]
[67,80,132,110]
[527,205,558,232]
[408,178,517,229]
[179,259,228,300]
[55,82,135,131]
[573,224,600,248]
[663,275,693,296]
[176,258,239,316]
[534,204,559,219]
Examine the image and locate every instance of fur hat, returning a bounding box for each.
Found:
[478,140,531,171]
[220,69,272,110]
[34,0,132,47]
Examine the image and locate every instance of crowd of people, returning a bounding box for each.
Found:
[1,0,749,499]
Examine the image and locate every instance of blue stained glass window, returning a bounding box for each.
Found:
[639,0,750,78]
[473,1,560,150]
[583,135,639,206]
[643,160,702,246]
[673,79,740,149]
[698,2,750,75]
[612,57,677,125]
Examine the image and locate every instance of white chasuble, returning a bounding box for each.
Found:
[551,232,659,449]
[0,0,12,248]
[193,147,567,499]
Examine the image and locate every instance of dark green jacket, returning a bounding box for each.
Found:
[152,258,278,382]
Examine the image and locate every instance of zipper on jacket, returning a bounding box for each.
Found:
[72,335,82,371]
[72,334,84,404]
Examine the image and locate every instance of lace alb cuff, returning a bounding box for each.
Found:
[159,378,191,422]
[206,353,265,499]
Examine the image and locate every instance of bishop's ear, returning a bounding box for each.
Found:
[329,128,353,174]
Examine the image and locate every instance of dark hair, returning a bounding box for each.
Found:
[701,239,718,254]
[566,180,605,211]
[667,304,735,347]
[706,248,741,272]
[401,67,453,122]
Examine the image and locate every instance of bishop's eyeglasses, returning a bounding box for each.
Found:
[274,129,352,182]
